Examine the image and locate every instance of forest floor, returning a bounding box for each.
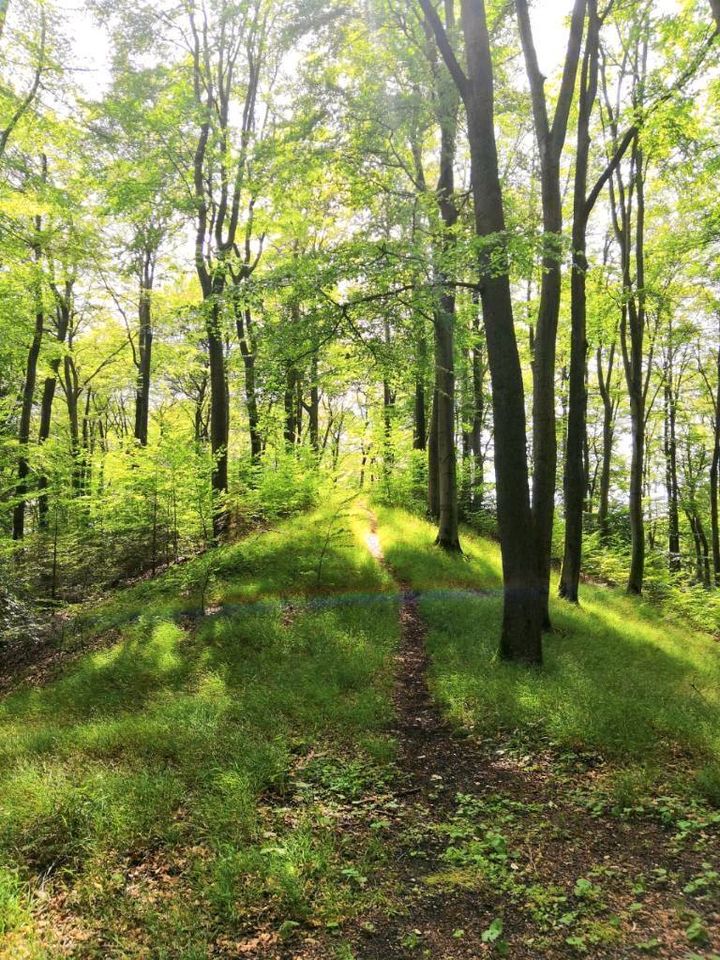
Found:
[1,499,720,959]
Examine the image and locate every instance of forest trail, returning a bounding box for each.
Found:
[290,510,720,960]
[1,506,719,960]
[345,509,522,957]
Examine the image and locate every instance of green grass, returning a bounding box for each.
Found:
[377,507,720,779]
[4,497,720,955]
[0,499,398,957]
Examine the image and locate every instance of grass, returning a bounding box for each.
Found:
[3,497,720,955]
[377,506,720,791]
[0,498,398,957]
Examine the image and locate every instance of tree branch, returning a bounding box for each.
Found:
[417,0,468,100]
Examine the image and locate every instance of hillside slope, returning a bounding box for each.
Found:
[1,502,719,959]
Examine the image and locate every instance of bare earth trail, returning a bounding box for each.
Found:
[279,512,720,960]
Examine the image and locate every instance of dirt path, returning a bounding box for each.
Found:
[327,512,720,960]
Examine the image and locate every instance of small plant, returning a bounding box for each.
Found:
[180,550,220,615]
[315,493,358,585]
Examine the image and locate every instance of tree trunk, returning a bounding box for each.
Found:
[284,365,298,448]
[422,0,543,662]
[426,0,462,552]
[414,328,428,451]
[309,351,320,454]
[664,373,681,575]
[434,294,460,551]
[428,388,439,519]
[133,252,154,446]
[559,3,599,602]
[235,306,261,463]
[710,335,720,584]
[12,299,44,540]
[515,0,586,624]
[470,307,485,507]
[596,345,616,542]
[627,386,645,594]
[37,292,70,527]
[382,377,394,480]
[207,298,229,536]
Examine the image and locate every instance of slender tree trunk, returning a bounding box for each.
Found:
[284,365,298,448]
[207,298,229,534]
[309,351,320,455]
[698,514,712,587]
[596,345,616,542]
[470,307,485,507]
[428,388,439,519]
[516,0,586,624]
[426,0,462,551]
[236,306,261,463]
[382,377,394,480]
[434,294,460,550]
[664,374,681,575]
[710,334,720,584]
[414,379,427,452]
[12,298,44,540]
[627,387,646,594]
[133,252,154,447]
[559,4,599,601]
[37,295,70,527]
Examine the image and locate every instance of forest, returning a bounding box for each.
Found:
[2,0,720,956]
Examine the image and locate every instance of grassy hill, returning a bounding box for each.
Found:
[1,501,719,958]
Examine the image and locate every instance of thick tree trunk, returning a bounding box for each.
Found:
[463,0,543,662]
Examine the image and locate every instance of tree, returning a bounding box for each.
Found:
[515,0,586,624]
[420,0,543,663]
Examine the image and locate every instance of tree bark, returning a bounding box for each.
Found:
[284,364,298,449]
[133,249,155,446]
[428,388,439,519]
[309,351,320,455]
[559,1,599,602]
[431,0,461,552]
[12,283,44,540]
[515,0,586,625]
[434,293,460,550]
[663,365,681,575]
[596,344,617,542]
[421,0,543,662]
[235,305,262,463]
